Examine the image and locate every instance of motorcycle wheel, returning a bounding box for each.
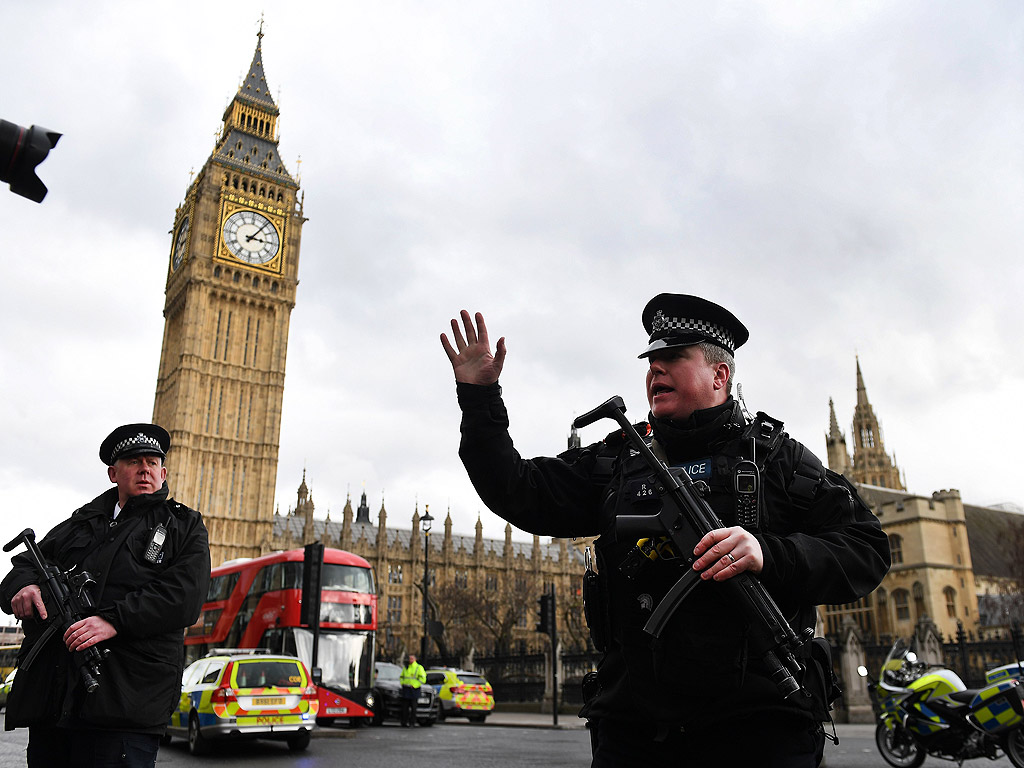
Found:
[1004,727,1024,768]
[875,722,926,768]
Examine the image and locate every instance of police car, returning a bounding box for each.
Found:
[426,668,494,722]
[166,649,318,754]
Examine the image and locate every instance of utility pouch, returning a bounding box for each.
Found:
[582,547,607,652]
[799,637,842,721]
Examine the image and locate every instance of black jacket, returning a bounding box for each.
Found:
[456,383,890,727]
[0,483,210,732]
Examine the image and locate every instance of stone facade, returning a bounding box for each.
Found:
[153,29,305,567]
[270,477,587,662]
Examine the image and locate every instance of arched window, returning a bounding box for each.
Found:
[889,534,903,565]
[944,587,957,618]
[913,582,926,620]
[876,588,891,635]
[893,589,910,621]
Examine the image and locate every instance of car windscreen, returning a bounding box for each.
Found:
[458,674,487,686]
[234,660,305,689]
[375,664,400,681]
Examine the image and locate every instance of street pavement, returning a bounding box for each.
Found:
[0,710,877,763]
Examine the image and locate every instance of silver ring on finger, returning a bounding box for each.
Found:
[725,553,736,564]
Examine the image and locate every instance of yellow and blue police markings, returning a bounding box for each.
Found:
[432,670,494,714]
[987,663,1024,685]
[902,669,966,735]
[172,658,317,732]
[969,680,1024,732]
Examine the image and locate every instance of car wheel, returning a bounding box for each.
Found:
[468,713,487,723]
[188,713,211,756]
[287,730,311,752]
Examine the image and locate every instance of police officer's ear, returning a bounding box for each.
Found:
[712,362,730,392]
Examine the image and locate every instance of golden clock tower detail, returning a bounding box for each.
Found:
[154,29,305,566]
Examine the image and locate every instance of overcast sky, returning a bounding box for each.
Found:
[1,1,1022,584]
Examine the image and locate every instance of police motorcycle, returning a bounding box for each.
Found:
[858,638,1024,767]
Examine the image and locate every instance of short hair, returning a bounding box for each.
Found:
[697,342,735,397]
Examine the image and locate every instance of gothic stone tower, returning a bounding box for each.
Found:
[153,29,305,566]
[827,358,905,490]
[849,358,905,490]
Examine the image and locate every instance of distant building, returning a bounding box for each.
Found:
[823,360,1022,641]
[270,476,585,661]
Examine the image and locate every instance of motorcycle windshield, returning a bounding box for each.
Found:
[882,639,911,674]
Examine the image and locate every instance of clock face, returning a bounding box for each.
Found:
[171,215,190,271]
[222,210,281,265]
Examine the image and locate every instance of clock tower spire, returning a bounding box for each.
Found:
[154,28,306,566]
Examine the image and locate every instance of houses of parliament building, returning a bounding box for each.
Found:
[152,31,1021,662]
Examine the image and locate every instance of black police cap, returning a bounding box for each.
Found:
[99,423,170,466]
[639,293,748,358]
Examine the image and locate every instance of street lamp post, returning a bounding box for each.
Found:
[421,506,434,662]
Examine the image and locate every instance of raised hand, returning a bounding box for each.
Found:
[440,310,507,385]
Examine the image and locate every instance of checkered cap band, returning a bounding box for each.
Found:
[111,433,163,459]
[651,309,735,351]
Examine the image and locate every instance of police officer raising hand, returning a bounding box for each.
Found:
[441,310,506,386]
[441,294,889,768]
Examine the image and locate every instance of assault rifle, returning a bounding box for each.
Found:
[573,396,811,700]
[4,528,108,693]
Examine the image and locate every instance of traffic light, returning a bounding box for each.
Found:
[536,592,555,636]
[300,542,324,627]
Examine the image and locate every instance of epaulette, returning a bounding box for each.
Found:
[592,422,651,484]
[602,422,652,447]
[168,500,193,520]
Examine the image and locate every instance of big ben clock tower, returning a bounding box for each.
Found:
[154,28,305,566]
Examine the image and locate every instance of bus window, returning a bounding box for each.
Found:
[322,564,374,594]
[207,572,239,602]
[261,562,300,592]
[283,562,301,589]
[261,564,282,592]
[320,603,373,625]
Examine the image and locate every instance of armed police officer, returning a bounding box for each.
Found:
[1,423,211,768]
[441,295,890,768]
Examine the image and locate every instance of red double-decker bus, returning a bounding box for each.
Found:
[185,548,377,725]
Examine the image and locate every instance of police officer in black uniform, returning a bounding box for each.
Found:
[441,295,890,767]
[1,423,211,768]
